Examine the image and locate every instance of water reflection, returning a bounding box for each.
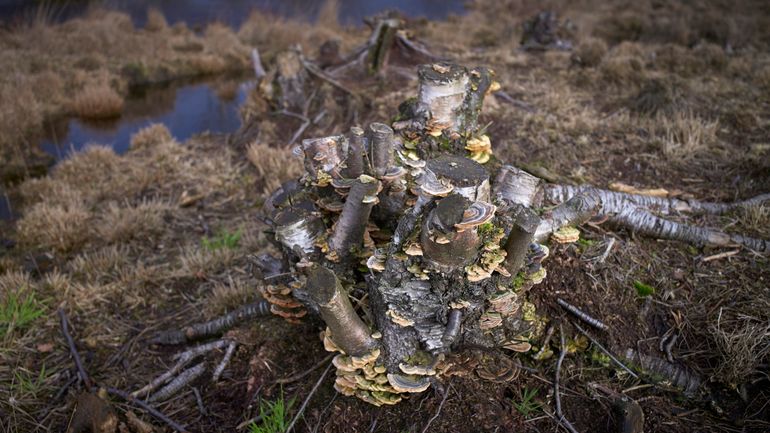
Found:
[42,78,252,160]
[1,0,465,28]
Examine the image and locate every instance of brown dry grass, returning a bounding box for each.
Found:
[246,141,304,195]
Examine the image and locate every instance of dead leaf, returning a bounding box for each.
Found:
[37,342,54,353]
[67,392,118,433]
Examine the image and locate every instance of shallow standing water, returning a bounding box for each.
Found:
[0,0,466,28]
[0,0,467,221]
[41,78,252,160]
[0,78,251,221]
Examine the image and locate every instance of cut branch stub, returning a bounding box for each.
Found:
[260,49,309,112]
[301,135,348,181]
[365,18,401,74]
[417,63,469,133]
[367,122,396,178]
[427,155,491,202]
[421,194,482,270]
[306,266,377,356]
[494,165,543,207]
[462,66,493,133]
[342,126,365,179]
[274,204,326,258]
[503,207,541,275]
[329,176,381,258]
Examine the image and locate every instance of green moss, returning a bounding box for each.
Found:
[633,280,655,297]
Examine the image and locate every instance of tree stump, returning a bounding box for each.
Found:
[258,61,560,406]
[257,60,770,406]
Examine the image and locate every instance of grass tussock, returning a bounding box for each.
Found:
[70,83,125,119]
[652,111,719,159]
[145,8,168,32]
[96,199,172,243]
[67,245,129,283]
[711,315,770,386]
[16,199,91,252]
[129,123,173,150]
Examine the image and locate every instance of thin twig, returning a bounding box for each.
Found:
[311,393,338,433]
[555,324,580,433]
[302,59,359,98]
[534,325,555,359]
[107,387,189,433]
[596,237,616,264]
[493,91,536,112]
[557,298,609,332]
[192,386,207,416]
[573,323,639,379]
[276,354,334,385]
[212,341,238,382]
[421,383,452,433]
[701,249,740,262]
[286,361,334,432]
[57,309,92,392]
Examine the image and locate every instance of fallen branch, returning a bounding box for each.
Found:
[286,361,334,433]
[701,249,740,262]
[302,59,359,98]
[58,309,92,392]
[554,324,580,433]
[212,341,238,382]
[150,300,271,345]
[107,388,189,433]
[149,363,206,403]
[557,298,609,332]
[132,339,230,398]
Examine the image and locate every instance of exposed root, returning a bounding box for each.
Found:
[542,184,770,252]
[610,207,769,252]
[534,193,602,242]
[546,185,770,216]
[150,300,271,345]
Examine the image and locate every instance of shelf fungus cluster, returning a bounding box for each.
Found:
[257,62,591,404]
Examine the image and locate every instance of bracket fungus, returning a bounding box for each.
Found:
[257,61,770,406]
